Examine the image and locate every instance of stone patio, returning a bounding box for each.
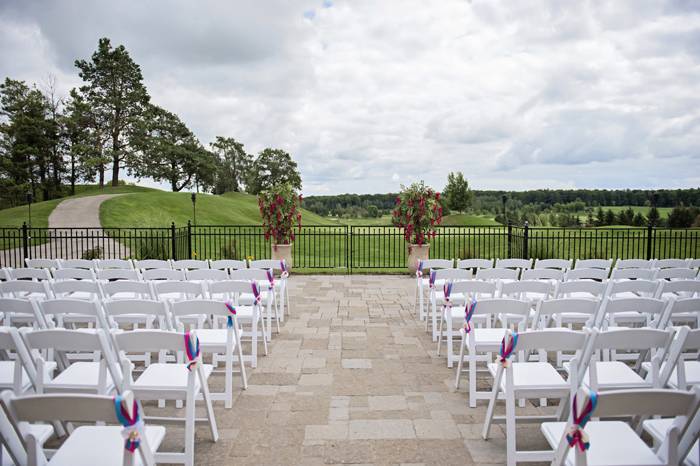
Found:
[166,275,552,465]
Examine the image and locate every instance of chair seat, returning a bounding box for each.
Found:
[564,361,647,388]
[48,362,114,392]
[643,418,699,466]
[133,363,214,393]
[487,362,569,391]
[541,421,666,465]
[47,425,165,466]
[196,329,234,349]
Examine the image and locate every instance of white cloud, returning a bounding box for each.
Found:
[1,0,699,194]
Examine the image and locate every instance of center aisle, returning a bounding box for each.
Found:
[192,275,511,465]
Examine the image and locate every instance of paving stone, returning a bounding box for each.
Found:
[348,419,416,439]
[368,395,409,411]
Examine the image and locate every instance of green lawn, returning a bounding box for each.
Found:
[594,205,673,218]
[322,213,499,227]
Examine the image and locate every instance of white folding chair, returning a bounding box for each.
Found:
[0,280,53,300]
[543,387,700,466]
[97,269,142,282]
[413,259,454,322]
[52,268,96,281]
[22,328,120,396]
[101,280,153,300]
[495,258,532,271]
[610,268,656,281]
[655,258,691,269]
[428,268,472,341]
[51,279,104,301]
[0,326,47,394]
[95,259,134,270]
[606,278,660,300]
[647,326,700,390]
[186,268,229,282]
[207,280,268,368]
[595,296,666,330]
[555,280,607,300]
[655,279,700,300]
[209,259,246,271]
[25,259,59,270]
[481,329,588,466]
[171,259,209,271]
[249,259,291,321]
[1,390,163,466]
[169,299,248,407]
[533,258,572,271]
[39,298,109,331]
[436,280,497,367]
[133,259,171,270]
[151,281,207,328]
[0,298,46,328]
[498,280,556,328]
[564,268,609,281]
[475,267,519,283]
[114,330,218,466]
[642,395,700,466]
[229,268,279,337]
[453,298,531,407]
[9,268,52,282]
[574,258,612,271]
[657,297,700,330]
[614,258,655,269]
[541,298,600,366]
[656,267,698,281]
[141,268,184,281]
[456,258,494,275]
[58,259,95,270]
[522,268,565,282]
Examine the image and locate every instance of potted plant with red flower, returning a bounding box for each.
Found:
[391,181,443,273]
[258,183,302,269]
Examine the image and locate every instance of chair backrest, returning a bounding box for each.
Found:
[555,280,607,299]
[134,259,171,270]
[141,268,185,281]
[0,390,156,466]
[171,259,209,270]
[535,298,600,325]
[521,268,565,281]
[495,258,532,270]
[476,268,519,281]
[210,259,247,270]
[207,280,256,299]
[431,268,472,283]
[0,298,44,325]
[606,279,660,298]
[248,259,284,271]
[50,280,103,300]
[564,267,609,281]
[113,329,190,353]
[39,298,108,329]
[511,328,587,353]
[186,269,229,281]
[169,299,238,321]
[23,327,111,353]
[10,268,52,281]
[96,268,142,281]
[589,327,673,352]
[449,279,497,298]
[609,268,656,281]
[51,268,96,281]
[533,258,572,270]
[101,280,153,300]
[655,267,697,281]
[103,299,171,330]
[654,258,690,269]
[151,280,205,300]
[456,259,493,270]
[470,298,531,320]
[614,258,654,269]
[0,280,53,299]
[574,258,612,270]
[95,259,134,270]
[655,279,700,298]
[25,258,59,269]
[229,268,272,283]
[58,259,95,270]
[500,280,555,299]
[595,296,666,328]
[659,297,700,329]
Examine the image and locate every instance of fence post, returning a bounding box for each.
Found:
[21,222,29,262]
[170,222,177,260]
[348,226,352,274]
[345,225,350,275]
[523,221,529,259]
[187,220,192,260]
[507,222,512,259]
[646,224,653,260]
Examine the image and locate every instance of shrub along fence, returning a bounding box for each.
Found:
[1,222,698,271]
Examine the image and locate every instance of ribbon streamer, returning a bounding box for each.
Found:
[225,301,237,328]
[461,297,477,335]
[429,270,437,288]
[114,395,143,453]
[443,282,453,309]
[266,269,275,290]
[415,260,424,278]
[499,331,518,367]
[280,259,289,278]
[184,330,200,371]
[566,389,598,452]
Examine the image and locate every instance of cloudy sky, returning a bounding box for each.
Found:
[1,0,699,195]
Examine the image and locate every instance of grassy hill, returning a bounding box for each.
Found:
[100,191,334,227]
[0,185,155,227]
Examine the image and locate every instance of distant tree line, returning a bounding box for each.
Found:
[0,37,301,207]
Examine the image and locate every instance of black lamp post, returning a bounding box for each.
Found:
[501,194,507,222]
[26,191,33,227]
[191,192,197,226]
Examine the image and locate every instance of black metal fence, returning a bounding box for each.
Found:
[1,222,699,271]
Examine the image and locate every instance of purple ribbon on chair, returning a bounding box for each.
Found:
[566,389,598,452]
[184,331,200,371]
[429,270,437,288]
[251,281,262,305]
[280,259,289,278]
[225,301,237,328]
[416,260,424,278]
[499,331,518,367]
[443,282,453,309]
[266,269,275,290]
[462,297,477,334]
[114,395,142,453]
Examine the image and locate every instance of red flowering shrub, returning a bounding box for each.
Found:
[391,181,443,245]
[258,184,302,245]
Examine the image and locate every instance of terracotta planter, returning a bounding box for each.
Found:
[271,243,293,270]
[407,243,430,274]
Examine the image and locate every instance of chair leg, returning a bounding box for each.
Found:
[504,380,517,466]
[260,317,269,356]
[455,334,466,389]
[251,320,258,368]
[436,312,444,356]
[185,387,196,466]
[431,299,438,342]
[224,347,233,409]
[199,369,219,442]
[446,315,454,368]
[468,344,477,408]
[235,322,248,390]
[481,366,502,439]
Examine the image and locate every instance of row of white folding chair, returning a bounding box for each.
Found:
[1,390,164,466]
[23,257,291,272]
